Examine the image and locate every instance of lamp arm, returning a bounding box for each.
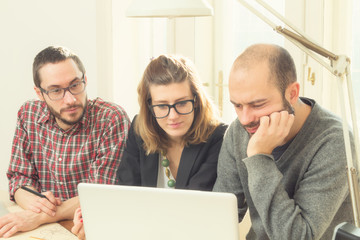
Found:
[277,27,338,61]
[238,0,335,59]
[337,72,360,227]
[277,30,335,73]
[254,0,322,46]
[237,0,338,69]
[346,69,360,165]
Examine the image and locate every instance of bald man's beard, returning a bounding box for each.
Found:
[283,97,295,115]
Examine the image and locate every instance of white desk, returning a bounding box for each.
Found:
[0,190,77,240]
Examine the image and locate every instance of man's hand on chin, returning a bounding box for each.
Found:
[247,111,294,157]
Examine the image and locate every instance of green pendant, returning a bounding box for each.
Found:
[161,158,170,167]
[167,179,176,188]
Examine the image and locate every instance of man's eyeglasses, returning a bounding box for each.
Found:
[149,98,196,119]
[39,74,86,101]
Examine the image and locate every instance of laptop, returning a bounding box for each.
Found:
[78,183,239,240]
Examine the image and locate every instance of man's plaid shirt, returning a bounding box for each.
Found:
[7,98,130,201]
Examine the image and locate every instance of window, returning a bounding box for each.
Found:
[215,0,285,123]
[232,0,285,57]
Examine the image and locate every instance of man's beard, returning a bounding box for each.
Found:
[243,98,295,135]
[282,97,295,115]
[46,98,87,127]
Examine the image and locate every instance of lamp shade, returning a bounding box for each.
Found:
[126,0,214,18]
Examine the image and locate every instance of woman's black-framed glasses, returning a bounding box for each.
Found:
[39,74,86,101]
[149,97,196,119]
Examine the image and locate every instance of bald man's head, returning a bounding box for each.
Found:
[231,44,297,96]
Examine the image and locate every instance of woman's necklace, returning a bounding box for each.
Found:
[161,154,176,188]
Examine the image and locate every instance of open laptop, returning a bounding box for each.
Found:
[78,183,239,240]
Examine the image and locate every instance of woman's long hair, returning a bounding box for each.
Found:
[135,55,221,155]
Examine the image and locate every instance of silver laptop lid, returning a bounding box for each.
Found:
[78,183,239,240]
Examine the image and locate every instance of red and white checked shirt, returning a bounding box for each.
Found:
[7,98,130,201]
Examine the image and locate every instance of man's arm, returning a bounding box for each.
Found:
[243,109,352,239]
[213,120,248,222]
[14,186,61,216]
[0,196,79,238]
[87,106,130,184]
[7,103,46,206]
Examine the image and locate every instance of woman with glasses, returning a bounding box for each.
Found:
[116,54,227,190]
[72,55,227,239]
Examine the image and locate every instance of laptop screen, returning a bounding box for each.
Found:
[78,183,239,240]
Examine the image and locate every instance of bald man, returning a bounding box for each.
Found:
[213,44,354,239]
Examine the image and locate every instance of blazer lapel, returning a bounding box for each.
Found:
[176,144,202,188]
[141,153,159,187]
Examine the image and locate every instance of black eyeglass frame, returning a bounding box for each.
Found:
[39,74,86,101]
[148,97,196,119]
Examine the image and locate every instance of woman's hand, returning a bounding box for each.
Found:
[71,207,86,240]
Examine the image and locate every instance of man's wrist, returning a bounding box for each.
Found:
[247,148,272,157]
[34,209,61,224]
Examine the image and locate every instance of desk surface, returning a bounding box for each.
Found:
[0,190,77,240]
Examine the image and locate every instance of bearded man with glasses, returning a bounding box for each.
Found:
[1,46,130,238]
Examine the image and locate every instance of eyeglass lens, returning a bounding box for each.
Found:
[152,100,194,118]
[48,81,85,100]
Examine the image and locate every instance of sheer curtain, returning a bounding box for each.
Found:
[111,0,212,119]
[213,0,285,123]
[112,0,167,119]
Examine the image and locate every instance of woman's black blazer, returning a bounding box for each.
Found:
[116,115,227,191]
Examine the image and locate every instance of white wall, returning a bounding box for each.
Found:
[0,0,99,191]
[112,0,149,120]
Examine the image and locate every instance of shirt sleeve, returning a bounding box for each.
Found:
[242,131,351,239]
[87,107,130,185]
[212,122,248,222]
[7,106,41,201]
